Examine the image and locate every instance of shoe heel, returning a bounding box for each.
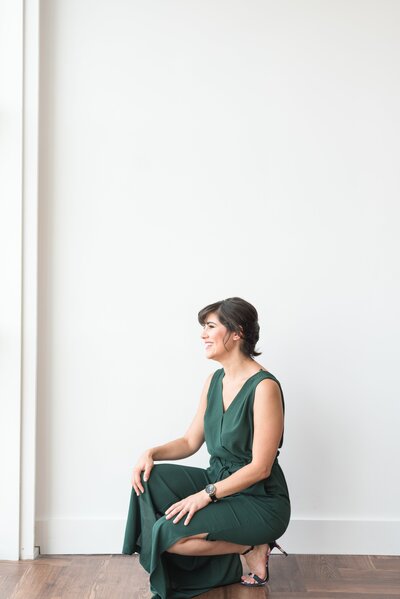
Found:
[270,541,288,557]
[260,541,287,586]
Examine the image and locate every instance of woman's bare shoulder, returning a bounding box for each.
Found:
[254,376,283,410]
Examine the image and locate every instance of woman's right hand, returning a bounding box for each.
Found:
[132,450,154,496]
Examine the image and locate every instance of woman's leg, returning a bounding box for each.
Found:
[124,464,243,598]
[166,532,250,556]
[166,533,272,584]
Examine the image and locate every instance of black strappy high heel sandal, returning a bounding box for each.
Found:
[240,541,288,586]
[269,540,288,557]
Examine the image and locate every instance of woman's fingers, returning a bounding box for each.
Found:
[131,474,139,495]
[132,470,145,494]
[165,503,182,518]
[184,510,194,525]
[172,507,195,525]
[143,467,152,481]
[165,500,184,514]
[165,503,193,524]
[172,508,188,524]
[165,496,200,525]
[131,452,154,495]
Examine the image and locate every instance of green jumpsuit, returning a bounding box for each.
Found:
[122,368,291,598]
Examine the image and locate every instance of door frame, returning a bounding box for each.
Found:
[0,0,40,560]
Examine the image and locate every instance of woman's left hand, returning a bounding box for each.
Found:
[165,490,211,526]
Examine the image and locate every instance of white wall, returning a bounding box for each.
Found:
[0,0,23,561]
[35,0,400,555]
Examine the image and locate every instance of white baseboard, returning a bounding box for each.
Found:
[34,518,400,556]
[279,518,400,555]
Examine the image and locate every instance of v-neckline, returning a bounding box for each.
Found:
[220,368,265,415]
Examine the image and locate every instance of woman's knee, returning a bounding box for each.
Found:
[140,462,165,486]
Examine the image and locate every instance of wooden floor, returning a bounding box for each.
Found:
[0,553,399,598]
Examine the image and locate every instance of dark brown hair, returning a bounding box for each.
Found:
[198,297,261,358]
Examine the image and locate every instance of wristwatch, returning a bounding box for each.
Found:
[204,483,219,503]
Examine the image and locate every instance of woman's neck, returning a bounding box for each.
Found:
[219,356,259,381]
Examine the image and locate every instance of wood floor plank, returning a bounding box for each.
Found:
[305,579,400,595]
[0,553,399,598]
[266,594,400,599]
[0,561,32,599]
[338,568,400,582]
[370,555,400,570]
[265,555,306,592]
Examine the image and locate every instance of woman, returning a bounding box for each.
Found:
[122,297,291,598]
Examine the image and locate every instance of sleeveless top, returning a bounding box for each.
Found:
[204,367,286,494]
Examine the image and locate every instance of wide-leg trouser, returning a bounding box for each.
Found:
[122,462,290,599]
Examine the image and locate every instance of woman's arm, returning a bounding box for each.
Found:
[212,378,284,500]
[163,378,284,525]
[132,372,212,494]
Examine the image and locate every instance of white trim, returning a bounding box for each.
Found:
[281,518,400,555]
[0,0,24,562]
[20,0,40,560]
[34,518,400,556]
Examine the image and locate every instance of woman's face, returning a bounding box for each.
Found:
[200,311,240,359]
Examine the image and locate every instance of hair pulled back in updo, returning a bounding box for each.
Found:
[198,297,261,358]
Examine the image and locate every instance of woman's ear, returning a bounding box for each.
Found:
[234,326,244,340]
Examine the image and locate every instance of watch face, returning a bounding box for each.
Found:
[205,483,216,494]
